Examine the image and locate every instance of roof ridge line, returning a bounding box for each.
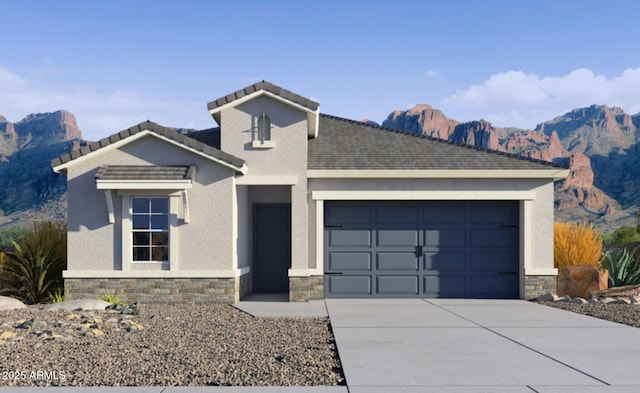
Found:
[318,113,567,169]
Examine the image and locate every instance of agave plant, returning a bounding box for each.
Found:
[602,246,640,288]
[1,241,63,304]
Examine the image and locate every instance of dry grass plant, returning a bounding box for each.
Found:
[554,222,603,269]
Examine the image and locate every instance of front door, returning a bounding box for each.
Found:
[253,204,291,293]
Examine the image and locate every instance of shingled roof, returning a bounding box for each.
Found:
[95,165,196,181]
[308,114,568,171]
[206,80,319,112]
[51,121,245,173]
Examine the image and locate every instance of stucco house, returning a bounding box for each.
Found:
[52,81,568,303]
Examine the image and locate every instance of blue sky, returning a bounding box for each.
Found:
[2,0,640,141]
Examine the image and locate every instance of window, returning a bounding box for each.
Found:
[131,197,169,262]
[257,113,271,142]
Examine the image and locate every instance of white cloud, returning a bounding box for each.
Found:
[442,68,640,128]
[423,69,443,79]
[0,67,208,141]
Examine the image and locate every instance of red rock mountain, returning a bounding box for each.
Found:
[383,104,640,230]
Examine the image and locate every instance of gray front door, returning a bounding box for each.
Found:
[253,204,291,293]
[324,201,519,298]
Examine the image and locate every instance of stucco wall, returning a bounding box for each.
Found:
[65,134,236,276]
[220,96,309,272]
[307,177,557,281]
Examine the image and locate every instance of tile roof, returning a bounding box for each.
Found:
[95,165,196,181]
[187,127,221,149]
[206,80,319,112]
[308,114,568,170]
[51,121,245,172]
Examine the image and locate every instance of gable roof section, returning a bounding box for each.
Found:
[95,165,196,181]
[207,80,320,138]
[308,114,569,179]
[207,80,319,112]
[51,121,247,175]
[95,165,196,190]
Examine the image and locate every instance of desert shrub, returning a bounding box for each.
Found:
[0,221,67,304]
[602,246,640,287]
[554,222,603,269]
[0,227,30,248]
[611,225,640,246]
[48,289,65,303]
[100,293,123,306]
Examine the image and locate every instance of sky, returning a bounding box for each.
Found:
[1,0,640,141]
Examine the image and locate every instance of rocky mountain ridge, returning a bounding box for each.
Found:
[0,111,81,226]
[1,105,639,232]
[382,104,640,231]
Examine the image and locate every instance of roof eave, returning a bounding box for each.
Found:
[307,169,570,180]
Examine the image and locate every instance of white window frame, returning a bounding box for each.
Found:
[120,191,180,271]
[131,197,170,263]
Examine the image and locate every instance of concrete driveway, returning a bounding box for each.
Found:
[325,298,640,393]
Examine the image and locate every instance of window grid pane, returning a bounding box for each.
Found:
[132,197,169,262]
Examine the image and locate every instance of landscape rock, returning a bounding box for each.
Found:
[557,265,608,299]
[0,296,27,311]
[0,304,343,386]
[537,293,558,302]
[591,283,640,299]
[572,297,588,304]
[41,299,111,311]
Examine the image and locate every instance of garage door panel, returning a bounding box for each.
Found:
[377,276,419,295]
[376,205,420,225]
[470,251,515,272]
[328,230,371,247]
[425,229,466,248]
[377,230,419,246]
[329,252,371,271]
[325,201,518,299]
[470,204,516,225]
[424,252,466,271]
[471,228,515,248]
[470,275,518,298]
[424,274,466,297]
[327,275,372,295]
[423,205,466,224]
[325,205,371,225]
[377,253,419,271]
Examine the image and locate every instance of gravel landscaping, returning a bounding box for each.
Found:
[539,301,640,328]
[0,303,345,387]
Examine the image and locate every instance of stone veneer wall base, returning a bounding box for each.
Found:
[239,272,251,300]
[289,276,324,302]
[65,278,238,304]
[524,275,557,299]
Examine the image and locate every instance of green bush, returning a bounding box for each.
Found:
[611,225,640,246]
[602,246,640,287]
[0,221,67,304]
[100,293,123,306]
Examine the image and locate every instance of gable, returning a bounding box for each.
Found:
[52,121,247,175]
[207,80,320,138]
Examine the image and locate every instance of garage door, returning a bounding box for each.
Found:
[324,201,519,298]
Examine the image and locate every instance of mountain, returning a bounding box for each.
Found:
[383,104,640,231]
[2,105,639,232]
[0,111,82,226]
[0,113,198,228]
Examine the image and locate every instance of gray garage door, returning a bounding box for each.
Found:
[324,201,519,298]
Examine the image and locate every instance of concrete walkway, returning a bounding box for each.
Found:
[326,298,640,392]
